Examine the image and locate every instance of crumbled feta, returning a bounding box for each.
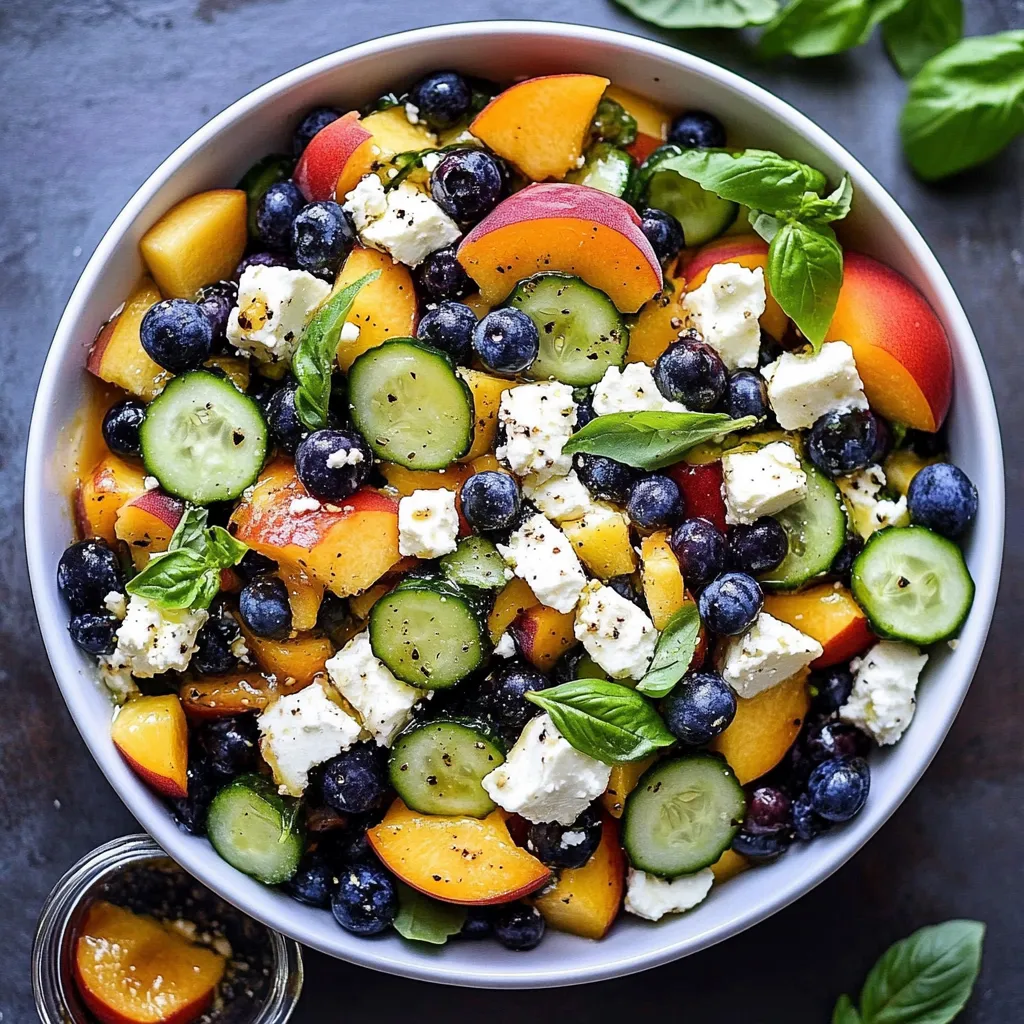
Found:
[326,446,365,469]
[521,469,596,523]
[718,612,822,698]
[398,488,459,558]
[837,464,910,539]
[288,496,321,515]
[97,653,138,703]
[624,868,714,921]
[357,183,460,267]
[761,341,868,430]
[258,679,361,796]
[591,362,688,416]
[481,712,611,824]
[495,381,577,483]
[494,632,517,658]
[109,595,208,678]
[497,514,586,614]
[721,441,807,525]
[143,476,159,491]
[229,634,250,662]
[342,174,389,232]
[682,263,766,370]
[339,321,361,343]
[573,581,657,680]
[325,632,423,747]
[421,151,442,173]
[404,101,421,124]
[103,591,127,620]
[840,641,928,745]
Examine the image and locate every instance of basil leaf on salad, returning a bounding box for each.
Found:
[759,0,908,59]
[795,174,853,224]
[125,549,212,609]
[637,604,702,698]
[393,883,467,945]
[292,270,379,431]
[612,0,779,29]
[526,679,677,764]
[882,0,962,79]
[167,505,210,555]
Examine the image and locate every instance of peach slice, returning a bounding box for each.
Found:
[667,461,728,533]
[204,353,250,392]
[459,370,516,462]
[140,189,247,299]
[75,454,148,546]
[627,275,688,365]
[605,85,670,166]
[487,577,539,642]
[824,252,952,432]
[472,74,609,182]
[294,111,375,202]
[238,624,334,686]
[379,461,472,498]
[114,491,186,569]
[348,582,390,621]
[179,671,305,719]
[369,799,550,905]
[563,508,637,579]
[509,604,578,670]
[601,757,655,819]
[74,900,225,1024]
[884,448,939,496]
[359,106,438,166]
[764,584,873,669]
[457,183,662,312]
[111,695,189,799]
[710,848,749,883]
[640,531,686,630]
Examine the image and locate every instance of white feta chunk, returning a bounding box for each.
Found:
[761,340,868,430]
[496,381,577,483]
[721,441,807,525]
[591,363,687,416]
[497,514,586,614]
[339,321,361,343]
[288,496,321,515]
[326,446,365,469]
[624,868,714,921]
[97,652,138,703]
[837,464,910,539]
[111,595,208,678]
[404,101,421,124]
[574,581,657,680]
[494,632,517,658]
[103,591,127,620]
[682,263,766,370]
[342,173,388,232]
[840,641,928,745]
[521,470,596,523]
[398,488,460,558]
[718,612,822,698]
[421,151,442,173]
[143,476,159,491]
[481,712,611,824]
[357,183,460,267]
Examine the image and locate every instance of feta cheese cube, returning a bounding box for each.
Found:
[497,514,586,613]
[718,612,822,698]
[591,363,687,416]
[398,488,460,558]
[339,321,361,344]
[481,712,611,824]
[574,581,657,680]
[496,381,577,482]
[840,641,928,745]
[721,441,807,525]
[494,631,517,658]
[111,595,208,678]
[624,867,714,921]
[326,632,423,747]
[342,174,388,232]
[761,341,868,430]
[682,263,766,370]
[226,265,331,366]
[521,469,597,524]
[103,591,127,620]
[357,183,460,267]
[837,464,910,539]
[258,679,362,796]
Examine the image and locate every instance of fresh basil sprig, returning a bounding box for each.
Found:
[292,270,379,431]
[125,505,248,611]
[526,679,676,764]
[393,883,467,945]
[637,604,701,698]
[563,411,756,471]
[882,0,962,78]
[613,0,779,30]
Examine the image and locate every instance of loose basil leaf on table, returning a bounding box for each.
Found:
[612,0,779,29]
[882,0,962,79]
[637,604,702,698]
[393,883,467,945]
[831,994,862,1024]
[758,0,908,60]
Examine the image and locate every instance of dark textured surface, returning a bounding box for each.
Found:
[2,0,1021,1019]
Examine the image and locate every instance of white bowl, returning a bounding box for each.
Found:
[25,21,1004,989]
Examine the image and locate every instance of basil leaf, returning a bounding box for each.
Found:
[167,505,209,554]
[759,0,908,59]
[613,0,779,29]
[796,174,853,223]
[832,994,862,1024]
[126,549,210,608]
[526,680,676,764]
[899,32,1024,181]
[292,270,380,431]
[206,526,249,568]
[637,604,701,698]
[191,570,224,612]
[767,219,843,350]
[748,209,783,244]
[858,920,984,1024]
[563,411,757,470]
[882,0,962,79]
[393,883,466,945]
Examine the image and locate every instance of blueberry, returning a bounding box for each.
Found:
[415,246,473,302]
[295,429,373,502]
[321,826,375,867]
[669,518,726,591]
[907,463,978,539]
[575,391,597,429]
[525,805,602,869]
[492,903,545,951]
[726,517,788,575]
[654,338,727,411]
[238,576,292,639]
[255,180,306,250]
[607,575,646,611]
[416,301,476,364]
[758,333,784,368]
[291,201,355,277]
[721,369,769,423]
[68,612,118,655]
[321,745,388,814]
[732,829,791,860]
[57,539,125,614]
[265,380,308,455]
[662,672,736,745]
[804,719,871,764]
[698,572,763,635]
[293,106,341,157]
[236,251,291,277]
[140,298,213,373]
[809,666,854,715]
[171,754,220,835]
[745,785,792,834]
[460,471,521,532]
[485,662,549,738]
[101,399,146,458]
[640,207,685,264]
[667,111,726,149]
[234,548,278,583]
[807,409,884,477]
[807,757,870,823]
[472,308,539,374]
[196,280,238,351]
[627,474,684,529]
[331,860,398,936]
[575,453,638,504]
[827,534,863,585]
[791,793,829,842]
[409,71,472,129]
[431,149,505,225]
[458,907,493,940]
[197,715,259,778]
[282,852,337,908]
[191,615,240,676]
[552,646,607,686]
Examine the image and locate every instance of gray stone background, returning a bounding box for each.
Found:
[1,0,1021,1019]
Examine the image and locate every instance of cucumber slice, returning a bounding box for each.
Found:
[567,142,635,197]
[760,461,846,590]
[207,773,303,884]
[369,573,489,688]
[507,274,628,386]
[439,535,508,590]
[236,154,294,237]
[348,340,474,469]
[140,370,268,505]
[645,170,738,247]
[623,755,745,877]
[389,720,505,817]
[851,526,974,644]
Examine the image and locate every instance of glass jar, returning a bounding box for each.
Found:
[33,834,303,1024]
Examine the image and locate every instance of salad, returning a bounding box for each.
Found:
[57,68,979,957]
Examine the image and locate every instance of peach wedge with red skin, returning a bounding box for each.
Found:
[458,183,662,313]
[114,490,185,569]
[294,111,375,202]
[509,603,578,670]
[764,584,874,669]
[111,695,190,799]
[75,454,148,546]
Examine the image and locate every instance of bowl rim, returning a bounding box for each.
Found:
[24,20,1004,989]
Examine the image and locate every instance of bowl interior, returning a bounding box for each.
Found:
[24,22,1003,989]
